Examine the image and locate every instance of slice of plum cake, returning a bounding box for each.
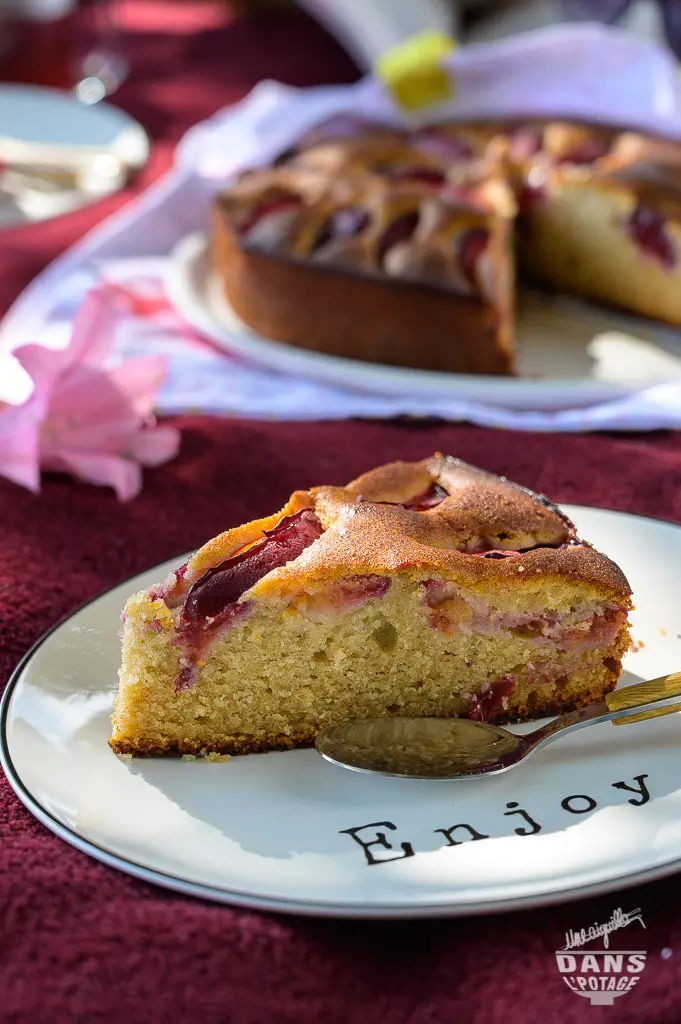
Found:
[110,455,632,756]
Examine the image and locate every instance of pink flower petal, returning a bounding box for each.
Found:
[2,281,180,499]
[126,424,181,467]
[0,398,41,491]
[0,436,40,491]
[48,450,142,502]
[42,368,141,454]
[99,279,173,320]
[106,355,170,419]
[61,286,120,371]
[12,344,63,401]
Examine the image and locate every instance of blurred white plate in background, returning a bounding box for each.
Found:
[0,84,148,229]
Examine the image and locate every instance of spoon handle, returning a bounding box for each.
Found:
[524,670,681,761]
[606,670,681,725]
[606,670,681,710]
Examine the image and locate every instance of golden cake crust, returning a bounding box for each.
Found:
[174,454,631,604]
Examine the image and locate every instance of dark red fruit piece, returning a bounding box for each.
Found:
[628,204,676,269]
[403,483,448,511]
[557,138,610,165]
[332,575,392,605]
[507,126,543,161]
[456,228,489,287]
[479,550,519,559]
[468,677,516,723]
[182,509,322,625]
[412,130,474,160]
[377,211,420,264]
[309,206,371,253]
[518,183,545,215]
[390,166,446,186]
[240,196,301,235]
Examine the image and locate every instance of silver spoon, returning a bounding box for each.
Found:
[315,671,681,780]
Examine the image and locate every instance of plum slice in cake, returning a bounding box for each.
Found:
[110,455,632,757]
[516,127,681,324]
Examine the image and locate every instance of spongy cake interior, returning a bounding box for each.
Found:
[113,574,629,756]
[110,454,632,758]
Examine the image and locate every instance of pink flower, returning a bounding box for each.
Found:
[0,286,180,501]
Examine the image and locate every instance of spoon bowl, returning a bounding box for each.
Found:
[315,671,681,780]
[317,716,523,779]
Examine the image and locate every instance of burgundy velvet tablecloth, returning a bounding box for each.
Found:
[3,5,681,1023]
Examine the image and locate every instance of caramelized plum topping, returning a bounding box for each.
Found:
[182,509,322,625]
[390,166,446,186]
[628,204,676,269]
[456,228,489,287]
[403,483,449,511]
[411,131,474,161]
[309,206,370,253]
[557,138,610,165]
[362,483,448,513]
[518,170,547,216]
[239,196,301,236]
[507,126,543,162]
[468,677,516,723]
[377,211,420,265]
[479,550,521,560]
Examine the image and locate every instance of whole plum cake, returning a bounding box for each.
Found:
[111,455,632,757]
[210,116,681,377]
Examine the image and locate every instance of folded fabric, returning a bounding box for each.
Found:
[3,25,681,433]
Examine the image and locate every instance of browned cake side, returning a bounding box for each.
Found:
[209,131,517,375]
[210,204,513,374]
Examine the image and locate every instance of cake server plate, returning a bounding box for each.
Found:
[166,232,681,412]
[2,504,681,918]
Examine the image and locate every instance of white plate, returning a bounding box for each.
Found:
[0,84,149,229]
[3,505,681,918]
[167,233,681,411]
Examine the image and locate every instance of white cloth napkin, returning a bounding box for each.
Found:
[4,23,681,432]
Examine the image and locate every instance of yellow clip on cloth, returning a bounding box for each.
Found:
[375,30,457,113]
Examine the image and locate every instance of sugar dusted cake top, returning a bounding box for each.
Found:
[160,455,631,614]
[215,119,515,302]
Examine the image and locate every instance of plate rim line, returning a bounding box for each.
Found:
[2,501,681,918]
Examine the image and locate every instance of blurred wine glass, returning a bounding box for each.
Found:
[72,0,128,103]
[0,0,128,100]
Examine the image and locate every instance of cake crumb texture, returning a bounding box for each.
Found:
[111,454,631,758]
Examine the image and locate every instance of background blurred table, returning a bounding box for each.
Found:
[3,4,681,1022]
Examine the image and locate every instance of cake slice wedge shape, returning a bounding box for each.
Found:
[110,455,632,757]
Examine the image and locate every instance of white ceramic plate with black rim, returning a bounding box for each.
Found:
[166,233,681,412]
[3,504,681,918]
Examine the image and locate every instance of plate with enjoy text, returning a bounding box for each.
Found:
[3,504,681,917]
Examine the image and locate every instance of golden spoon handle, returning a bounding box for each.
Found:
[606,670,681,726]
